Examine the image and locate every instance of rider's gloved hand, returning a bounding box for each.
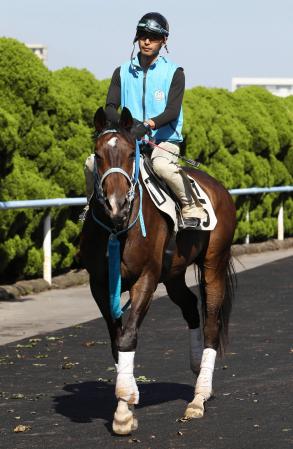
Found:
[131,120,152,139]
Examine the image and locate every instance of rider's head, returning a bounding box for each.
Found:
[134,12,169,43]
[133,12,169,59]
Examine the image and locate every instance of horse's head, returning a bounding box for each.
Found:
[93,107,137,229]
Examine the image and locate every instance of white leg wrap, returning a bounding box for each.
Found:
[195,348,217,400]
[189,328,203,374]
[115,351,139,404]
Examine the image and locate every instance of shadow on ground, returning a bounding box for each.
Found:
[54,380,193,429]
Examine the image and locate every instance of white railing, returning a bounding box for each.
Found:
[0,186,292,285]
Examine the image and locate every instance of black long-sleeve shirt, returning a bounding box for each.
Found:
[105,66,185,129]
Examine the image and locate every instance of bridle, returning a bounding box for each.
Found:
[94,129,139,208]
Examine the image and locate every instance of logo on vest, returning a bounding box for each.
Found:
[154,90,164,101]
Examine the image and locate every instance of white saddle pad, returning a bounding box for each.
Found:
[140,159,217,232]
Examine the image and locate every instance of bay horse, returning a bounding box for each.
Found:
[80,106,236,435]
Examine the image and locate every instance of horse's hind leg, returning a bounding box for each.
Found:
[164,272,203,375]
[185,252,233,419]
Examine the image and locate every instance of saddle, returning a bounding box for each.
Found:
[140,155,217,233]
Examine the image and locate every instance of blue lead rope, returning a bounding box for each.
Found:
[108,234,122,319]
[107,182,145,319]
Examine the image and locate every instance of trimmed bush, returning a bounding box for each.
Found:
[0,37,292,281]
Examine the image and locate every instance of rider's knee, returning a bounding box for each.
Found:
[152,156,171,178]
[84,154,95,174]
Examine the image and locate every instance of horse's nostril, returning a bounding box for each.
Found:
[122,198,129,209]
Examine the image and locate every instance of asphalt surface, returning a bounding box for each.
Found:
[1,248,293,345]
[0,256,293,449]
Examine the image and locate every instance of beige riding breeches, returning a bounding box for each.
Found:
[151,142,202,218]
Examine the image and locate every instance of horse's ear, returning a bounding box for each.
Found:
[94,107,107,132]
[119,107,133,131]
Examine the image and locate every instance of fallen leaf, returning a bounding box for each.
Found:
[82,340,96,348]
[16,343,35,348]
[14,424,31,433]
[11,393,25,400]
[106,366,116,372]
[135,375,156,383]
[34,354,48,359]
[46,336,64,341]
[62,361,79,369]
[97,377,112,383]
[176,416,192,422]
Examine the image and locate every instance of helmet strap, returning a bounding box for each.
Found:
[130,43,136,71]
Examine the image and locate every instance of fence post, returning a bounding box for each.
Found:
[278,203,284,241]
[43,213,52,285]
[245,209,250,244]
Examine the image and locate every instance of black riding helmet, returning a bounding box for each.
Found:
[134,12,169,42]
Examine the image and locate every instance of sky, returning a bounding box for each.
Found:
[1,0,293,89]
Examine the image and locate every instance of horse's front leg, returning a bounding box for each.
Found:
[113,273,157,435]
[89,278,122,362]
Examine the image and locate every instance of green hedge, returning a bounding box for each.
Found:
[0,38,292,281]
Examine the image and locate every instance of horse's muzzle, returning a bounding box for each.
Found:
[105,195,130,230]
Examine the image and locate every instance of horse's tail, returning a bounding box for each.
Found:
[197,254,237,356]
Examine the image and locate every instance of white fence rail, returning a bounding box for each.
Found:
[0,186,293,285]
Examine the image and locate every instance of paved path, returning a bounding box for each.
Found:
[0,248,293,345]
[0,254,292,448]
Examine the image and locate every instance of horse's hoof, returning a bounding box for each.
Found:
[112,407,137,435]
[184,396,205,419]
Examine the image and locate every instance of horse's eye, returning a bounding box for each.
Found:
[129,152,135,159]
[95,153,102,161]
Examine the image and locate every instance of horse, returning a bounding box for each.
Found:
[80,106,236,435]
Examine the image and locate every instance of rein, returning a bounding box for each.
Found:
[141,138,201,168]
[92,133,146,320]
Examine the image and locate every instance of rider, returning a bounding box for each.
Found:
[84,12,207,229]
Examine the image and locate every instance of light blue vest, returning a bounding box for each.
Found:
[120,55,183,142]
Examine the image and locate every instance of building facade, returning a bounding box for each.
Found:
[231,77,293,97]
[26,44,48,64]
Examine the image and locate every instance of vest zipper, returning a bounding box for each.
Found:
[142,68,148,121]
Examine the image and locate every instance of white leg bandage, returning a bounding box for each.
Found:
[189,328,203,374]
[115,351,139,404]
[195,348,217,400]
